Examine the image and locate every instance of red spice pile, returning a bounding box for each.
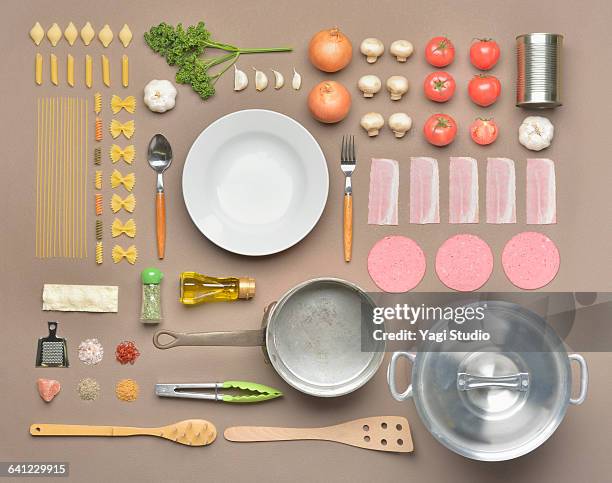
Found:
[115,340,140,365]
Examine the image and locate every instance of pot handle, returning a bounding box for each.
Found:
[153,329,265,350]
[568,354,588,405]
[387,352,416,401]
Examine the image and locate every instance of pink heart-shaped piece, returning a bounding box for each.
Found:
[37,378,61,402]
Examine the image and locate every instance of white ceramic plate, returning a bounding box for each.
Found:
[182,110,329,256]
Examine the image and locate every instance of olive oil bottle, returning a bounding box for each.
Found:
[179,272,255,305]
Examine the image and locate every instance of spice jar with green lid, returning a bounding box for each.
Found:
[141,267,163,323]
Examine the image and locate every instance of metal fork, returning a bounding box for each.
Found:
[341,135,356,262]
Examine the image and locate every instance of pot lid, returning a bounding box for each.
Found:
[412,301,571,461]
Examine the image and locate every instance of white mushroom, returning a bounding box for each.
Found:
[360,38,384,63]
[390,40,414,62]
[388,113,413,138]
[234,65,248,91]
[253,67,268,91]
[386,75,409,100]
[292,68,302,90]
[360,112,385,137]
[357,75,382,98]
[271,69,285,89]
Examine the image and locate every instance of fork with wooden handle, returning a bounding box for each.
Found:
[340,135,356,262]
[30,419,216,447]
[224,416,412,453]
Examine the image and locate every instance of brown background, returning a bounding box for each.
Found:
[2,0,612,481]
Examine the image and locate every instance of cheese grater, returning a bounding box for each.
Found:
[36,322,68,367]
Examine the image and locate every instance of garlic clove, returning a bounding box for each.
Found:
[388,112,413,138]
[234,65,248,91]
[253,67,268,91]
[30,22,45,45]
[271,69,284,89]
[360,38,384,63]
[292,68,302,90]
[118,24,133,47]
[64,22,78,46]
[46,23,62,47]
[80,22,95,46]
[389,40,414,62]
[98,24,113,48]
[360,112,385,137]
[386,75,409,101]
[357,75,382,98]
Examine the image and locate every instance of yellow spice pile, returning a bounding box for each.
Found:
[115,378,139,402]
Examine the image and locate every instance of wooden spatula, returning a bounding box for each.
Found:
[224,416,412,453]
[30,419,216,447]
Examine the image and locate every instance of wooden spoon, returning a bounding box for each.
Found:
[224,416,412,452]
[30,419,216,447]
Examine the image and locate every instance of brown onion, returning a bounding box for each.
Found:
[308,81,352,123]
[308,27,353,73]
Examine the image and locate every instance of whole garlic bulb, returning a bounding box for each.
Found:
[518,116,554,151]
[358,75,382,98]
[360,112,385,137]
[390,40,414,62]
[143,79,177,113]
[388,113,413,138]
[360,38,384,63]
[386,75,409,100]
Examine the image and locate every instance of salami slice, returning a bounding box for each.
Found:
[502,231,560,289]
[436,234,493,291]
[368,236,426,292]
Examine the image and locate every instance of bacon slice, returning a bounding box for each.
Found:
[449,157,479,223]
[367,158,399,225]
[526,158,556,224]
[410,157,439,224]
[486,157,516,224]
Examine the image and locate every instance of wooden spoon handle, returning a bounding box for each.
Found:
[343,193,353,262]
[224,426,325,442]
[30,424,155,437]
[156,191,166,259]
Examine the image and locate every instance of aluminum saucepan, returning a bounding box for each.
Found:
[387,301,588,461]
[154,278,384,397]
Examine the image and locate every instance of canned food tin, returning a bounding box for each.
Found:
[516,33,563,108]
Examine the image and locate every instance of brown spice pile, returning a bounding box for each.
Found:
[115,378,139,402]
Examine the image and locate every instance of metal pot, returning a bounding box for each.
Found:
[387,301,588,461]
[154,278,384,398]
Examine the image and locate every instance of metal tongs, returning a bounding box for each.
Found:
[155,380,282,403]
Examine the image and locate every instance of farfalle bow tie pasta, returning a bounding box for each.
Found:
[111,218,136,238]
[111,95,136,114]
[110,144,135,164]
[110,119,135,139]
[111,169,135,192]
[112,244,138,264]
[111,193,136,213]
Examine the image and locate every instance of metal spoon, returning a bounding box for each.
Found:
[147,134,173,259]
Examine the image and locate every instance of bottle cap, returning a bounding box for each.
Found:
[142,267,163,285]
[238,277,256,299]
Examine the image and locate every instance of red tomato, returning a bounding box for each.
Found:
[468,75,501,107]
[423,71,456,102]
[425,36,455,67]
[470,39,500,70]
[423,113,457,146]
[470,118,499,145]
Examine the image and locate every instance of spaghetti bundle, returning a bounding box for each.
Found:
[35,97,88,258]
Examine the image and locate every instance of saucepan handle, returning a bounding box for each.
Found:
[387,352,416,401]
[153,329,265,349]
[568,354,588,405]
[457,372,530,392]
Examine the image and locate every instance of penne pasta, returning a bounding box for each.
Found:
[122,54,129,88]
[67,54,74,87]
[101,54,110,87]
[50,53,58,86]
[85,54,92,88]
[35,53,43,85]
